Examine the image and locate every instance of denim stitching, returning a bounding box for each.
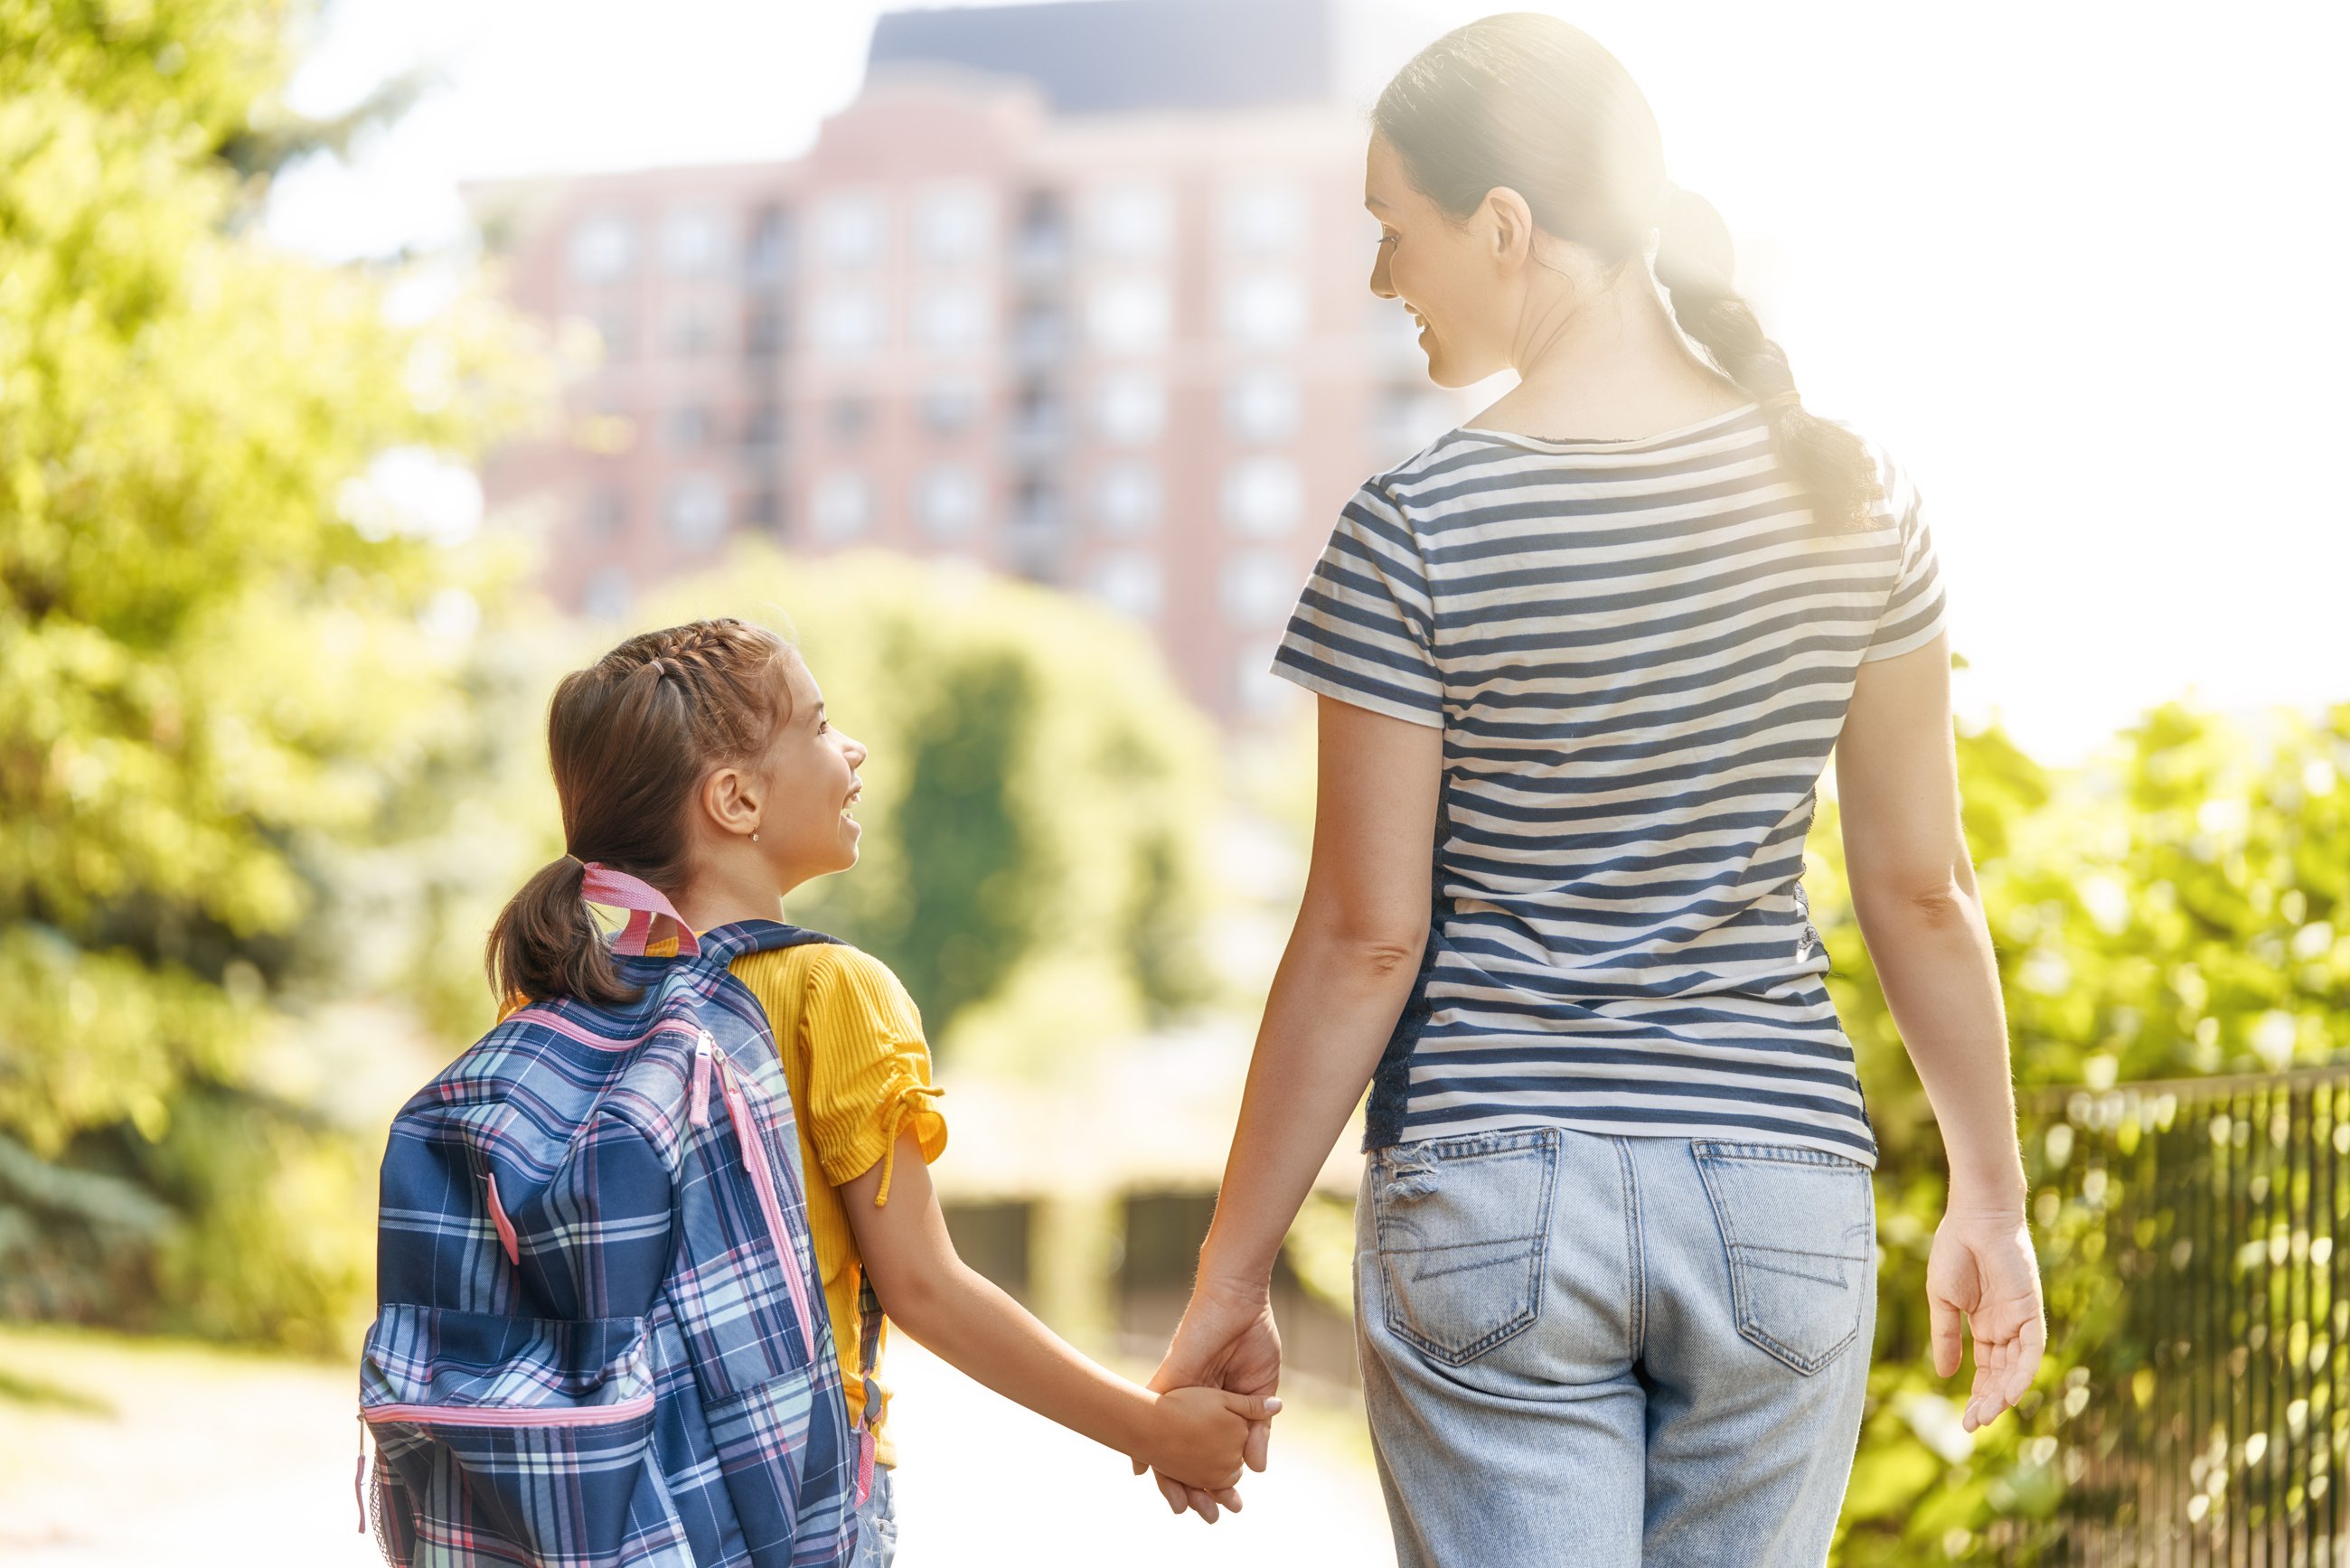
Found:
[1614,1137,1645,1361]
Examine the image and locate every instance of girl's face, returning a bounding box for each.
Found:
[1365,130,1518,389]
[754,652,867,887]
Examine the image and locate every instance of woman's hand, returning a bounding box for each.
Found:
[1927,1204,2045,1431]
[1133,1276,1283,1520]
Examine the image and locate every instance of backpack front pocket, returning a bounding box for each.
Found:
[362,1304,692,1568]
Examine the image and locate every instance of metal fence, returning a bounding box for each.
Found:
[1994,1066,2350,1565]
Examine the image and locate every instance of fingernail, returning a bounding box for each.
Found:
[1264,1397,1283,1415]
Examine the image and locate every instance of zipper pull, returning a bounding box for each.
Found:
[354,1413,369,1535]
[690,1028,715,1129]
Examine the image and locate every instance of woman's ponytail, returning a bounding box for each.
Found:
[486,854,638,1011]
[1374,14,1886,532]
[1652,187,1882,532]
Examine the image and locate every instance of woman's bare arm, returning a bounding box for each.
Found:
[1834,631,2044,1427]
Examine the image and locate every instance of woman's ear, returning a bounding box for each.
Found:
[1484,186,1537,267]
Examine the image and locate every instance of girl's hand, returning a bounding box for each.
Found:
[1134,1277,1283,1519]
[1927,1204,2046,1431]
[1135,1387,1282,1495]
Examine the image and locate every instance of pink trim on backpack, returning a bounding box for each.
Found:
[484,1169,521,1267]
[363,1390,657,1428]
[579,863,699,958]
[717,1053,818,1356]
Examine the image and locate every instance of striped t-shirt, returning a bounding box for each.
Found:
[1273,404,1946,1166]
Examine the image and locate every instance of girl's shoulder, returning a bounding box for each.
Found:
[733,940,925,1046]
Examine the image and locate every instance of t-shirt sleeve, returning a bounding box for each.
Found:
[1860,464,1950,662]
[1271,480,1444,726]
[800,948,947,1206]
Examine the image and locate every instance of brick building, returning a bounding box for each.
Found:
[468,0,1463,721]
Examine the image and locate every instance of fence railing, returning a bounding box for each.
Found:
[1994,1066,2350,1565]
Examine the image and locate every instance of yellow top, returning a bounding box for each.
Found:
[728,942,947,1469]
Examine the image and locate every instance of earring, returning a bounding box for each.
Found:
[750,831,760,843]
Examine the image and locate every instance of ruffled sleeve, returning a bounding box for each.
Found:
[800,947,948,1207]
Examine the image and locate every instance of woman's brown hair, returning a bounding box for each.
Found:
[1373,13,1883,531]
[486,618,793,1009]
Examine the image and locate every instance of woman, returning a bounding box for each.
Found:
[1144,15,2045,1565]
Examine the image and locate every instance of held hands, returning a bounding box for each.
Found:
[1134,1275,1284,1521]
[1135,1387,1283,1496]
[1928,1202,2048,1432]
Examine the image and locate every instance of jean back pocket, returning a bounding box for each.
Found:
[1693,1141,1875,1376]
[1371,1129,1559,1367]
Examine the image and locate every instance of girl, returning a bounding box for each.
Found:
[1142,14,2045,1565]
[489,618,1273,1564]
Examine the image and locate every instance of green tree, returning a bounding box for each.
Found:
[1827,700,2350,1561]
[0,0,523,1350]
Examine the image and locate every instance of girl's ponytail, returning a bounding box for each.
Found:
[1652,186,1882,532]
[484,617,795,1009]
[1373,14,1885,532]
[486,853,637,1011]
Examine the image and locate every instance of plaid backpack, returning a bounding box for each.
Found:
[360,867,871,1567]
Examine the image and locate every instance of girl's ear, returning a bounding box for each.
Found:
[700,764,762,839]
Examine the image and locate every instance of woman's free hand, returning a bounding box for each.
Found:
[1927,1203,2046,1431]
[1132,1275,1283,1521]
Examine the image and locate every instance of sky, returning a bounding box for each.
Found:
[269,0,2350,763]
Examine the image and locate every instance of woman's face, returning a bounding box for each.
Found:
[1365,130,1516,389]
[753,652,867,885]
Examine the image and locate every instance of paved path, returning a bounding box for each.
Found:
[0,1327,1394,1566]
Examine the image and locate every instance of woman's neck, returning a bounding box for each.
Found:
[1472,262,1744,441]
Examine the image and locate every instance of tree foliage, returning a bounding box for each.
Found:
[1828,702,2350,1561]
[0,0,523,1350]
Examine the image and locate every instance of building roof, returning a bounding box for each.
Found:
[866,0,1335,115]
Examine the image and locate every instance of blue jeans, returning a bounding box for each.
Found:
[1355,1127,1875,1567]
[847,1464,896,1568]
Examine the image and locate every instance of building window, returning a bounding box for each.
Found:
[1012,473,1065,532]
[915,464,985,539]
[1013,379,1065,448]
[829,396,873,444]
[915,284,992,352]
[1013,299,1070,359]
[665,474,727,549]
[915,182,992,264]
[589,309,634,363]
[669,303,716,357]
[1093,371,1165,445]
[1225,369,1301,444]
[1092,463,1161,537]
[567,215,634,282]
[744,301,786,358]
[1222,550,1298,627]
[812,473,871,541]
[921,378,982,435]
[744,204,793,281]
[582,486,626,539]
[809,287,884,355]
[1092,553,1163,622]
[1220,180,1306,256]
[661,209,723,275]
[741,487,780,530]
[1223,273,1305,346]
[815,191,888,268]
[1223,456,1302,537]
[1013,190,1071,274]
[664,404,711,451]
[1086,277,1171,352]
[741,400,782,449]
[1087,183,1172,259]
